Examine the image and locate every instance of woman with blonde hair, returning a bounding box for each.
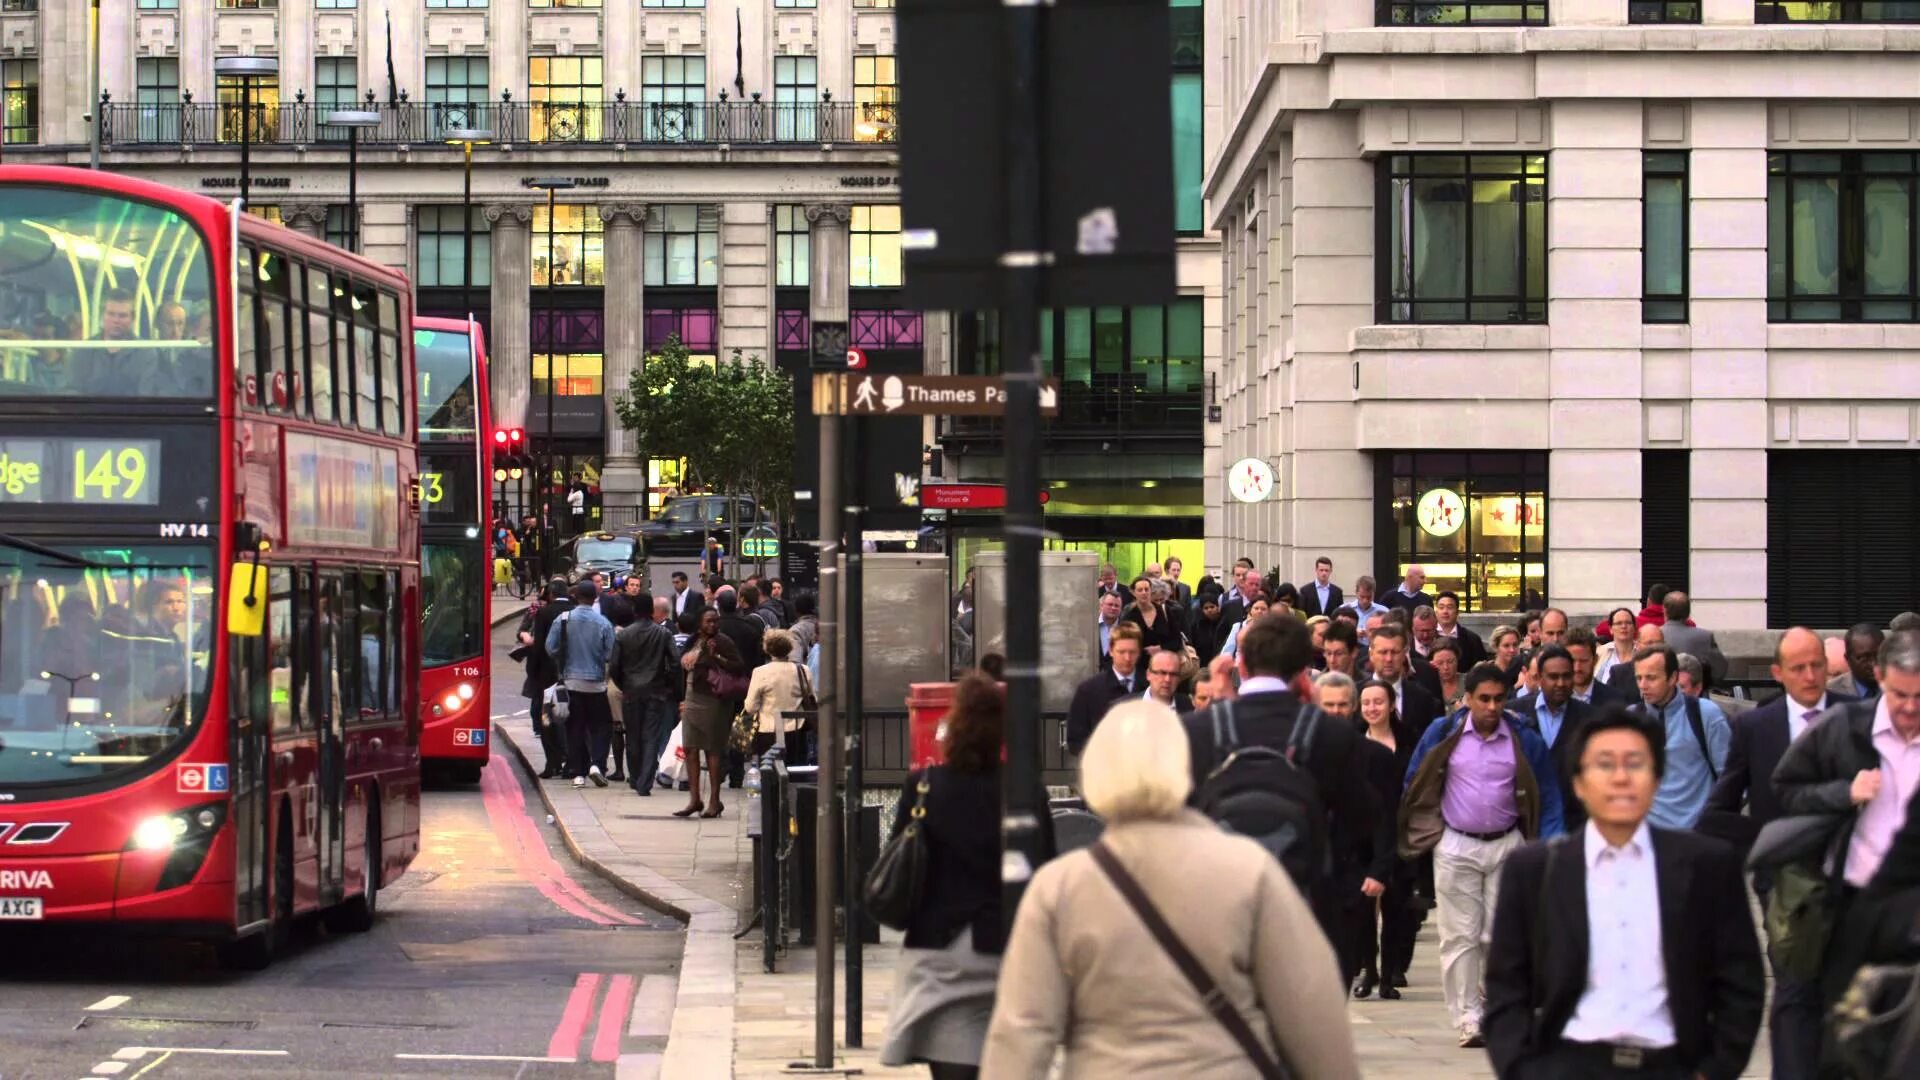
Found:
[983,700,1360,1079]
[742,628,811,763]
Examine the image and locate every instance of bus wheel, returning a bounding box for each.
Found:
[217,815,293,970]
[454,762,484,785]
[328,806,380,934]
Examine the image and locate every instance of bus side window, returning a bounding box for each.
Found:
[268,567,293,733]
[286,263,309,419]
[238,245,258,409]
[352,283,378,434]
[305,267,335,423]
[378,290,402,438]
[335,571,361,722]
[387,570,403,718]
[291,568,311,731]
[332,274,356,428]
[255,249,291,413]
[313,572,340,731]
[358,569,387,719]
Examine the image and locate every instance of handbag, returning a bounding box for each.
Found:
[864,772,933,931]
[704,653,752,699]
[544,614,573,722]
[1833,960,1920,1079]
[730,707,757,753]
[1090,841,1289,1079]
[795,661,818,712]
[1769,859,1842,982]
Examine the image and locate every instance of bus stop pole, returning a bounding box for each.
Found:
[843,414,865,1048]
[813,407,842,1069]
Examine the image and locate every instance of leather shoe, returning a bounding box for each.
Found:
[1379,985,1402,1000]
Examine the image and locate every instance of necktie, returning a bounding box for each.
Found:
[1803,708,1820,728]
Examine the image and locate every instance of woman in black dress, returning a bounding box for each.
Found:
[1117,575,1183,657]
[1347,678,1421,1000]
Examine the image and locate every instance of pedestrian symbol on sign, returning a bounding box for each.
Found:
[852,376,878,411]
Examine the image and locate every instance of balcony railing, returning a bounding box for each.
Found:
[99,91,894,149]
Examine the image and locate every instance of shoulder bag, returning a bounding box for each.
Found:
[864,771,933,931]
[794,661,818,712]
[1090,841,1289,1080]
[543,613,573,723]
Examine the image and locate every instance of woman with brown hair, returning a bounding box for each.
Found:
[676,607,744,819]
[879,674,1054,1080]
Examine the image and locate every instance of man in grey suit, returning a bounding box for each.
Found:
[1659,591,1727,690]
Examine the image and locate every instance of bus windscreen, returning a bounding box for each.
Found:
[414,328,476,442]
[0,186,216,400]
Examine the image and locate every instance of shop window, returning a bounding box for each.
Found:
[1757,1,1920,21]
[1379,153,1548,324]
[1382,451,1548,613]
[534,353,605,397]
[851,204,903,288]
[532,203,605,286]
[1768,152,1919,322]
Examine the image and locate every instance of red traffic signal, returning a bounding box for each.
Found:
[493,429,510,446]
[507,427,525,450]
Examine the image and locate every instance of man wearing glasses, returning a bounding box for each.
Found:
[1141,647,1191,714]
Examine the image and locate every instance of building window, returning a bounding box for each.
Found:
[1171,0,1203,234]
[418,206,493,288]
[137,1,179,8]
[851,205,903,288]
[1769,152,1920,322]
[774,56,817,142]
[216,0,277,8]
[1644,152,1688,323]
[853,55,897,144]
[533,353,604,398]
[853,0,896,6]
[1757,1,1920,21]
[1382,451,1548,613]
[1379,153,1547,324]
[528,56,603,144]
[315,0,356,8]
[645,205,718,287]
[775,205,810,288]
[2,60,37,145]
[313,57,358,142]
[775,0,816,6]
[217,74,280,144]
[641,0,703,7]
[135,58,179,142]
[641,55,706,142]
[532,204,605,286]
[644,307,717,354]
[531,0,601,7]
[427,0,486,7]
[425,56,489,133]
[326,206,354,251]
[1628,0,1701,18]
[1378,1,1546,22]
[1768,451,1920,628]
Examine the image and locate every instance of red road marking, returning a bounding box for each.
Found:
[548,973,603,1061]
[590,973,638,1062]
[478,757,641,926]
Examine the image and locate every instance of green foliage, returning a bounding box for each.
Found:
[615,336,795,526]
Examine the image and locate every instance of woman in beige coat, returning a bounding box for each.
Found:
[981,700,1362,1080]
[742,629,810,762]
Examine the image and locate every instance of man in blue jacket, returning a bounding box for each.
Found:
[545,580,618,788]
[1400,663,1565,1050]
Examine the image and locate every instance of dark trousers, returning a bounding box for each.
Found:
[1518,1044,1688,1080]
[562,690,613,779]
[624,695,678,792]
[748,729,808,765]
[531,692,566,774]
[1343,873,1420,982]
[1755,882,1826,1080]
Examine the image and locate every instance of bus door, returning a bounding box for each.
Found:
[316,573,349,903]
[226,568,279,929]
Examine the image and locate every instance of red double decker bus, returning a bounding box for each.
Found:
[414,316,491,781]
[0,165,420,967]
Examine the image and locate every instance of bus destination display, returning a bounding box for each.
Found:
[0,437,162,506]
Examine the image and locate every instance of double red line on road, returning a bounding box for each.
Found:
[477,757,643,927]
[549,972,640,1063]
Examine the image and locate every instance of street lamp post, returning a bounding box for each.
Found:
[324,110,380,253]
[87,0,101,169]
[527,177,576,580]
[213,56,279,209]
[445,127,495,319]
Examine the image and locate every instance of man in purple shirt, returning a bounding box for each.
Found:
[1402,664,1565,1049]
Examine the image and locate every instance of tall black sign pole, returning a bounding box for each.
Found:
[999,0,1049,930]
[812,384,841,1069]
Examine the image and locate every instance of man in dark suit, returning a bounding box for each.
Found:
[1704,627,1853,1080]
[1658,591,1727,690]
[667,571,704,621]
[1181,614,1380,947]
[1067,624,1142,756]
[1510,644,1593,836]
[1485,706,1765,1080]
[714,589,766,669]
[1370,623,1444,739]
[524,578,575,778]
[1299,555,1344,618]
[1141,646,1194,714]
[1432,591,1488,667]
[1383,565,1434,612]
[1564,627,1626,708]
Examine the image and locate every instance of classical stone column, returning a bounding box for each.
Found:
[597,203,649,516]
[280,203,329,240]
[805,203,852,325]
[486,202,533,431]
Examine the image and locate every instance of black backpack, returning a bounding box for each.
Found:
[1195,700,1325,891]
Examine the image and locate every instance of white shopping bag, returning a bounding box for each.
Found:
[657,722,686,789]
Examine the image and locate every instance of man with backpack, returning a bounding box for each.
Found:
[1631,643,1730,830]
[1179,613,1381,948]
[1400,663,1565,1050]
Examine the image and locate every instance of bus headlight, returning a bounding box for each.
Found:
[457,683,475,701]
[132,815,181,852]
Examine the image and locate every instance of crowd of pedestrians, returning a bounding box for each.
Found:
[514,568,817,818]
[871,556,1920,1079]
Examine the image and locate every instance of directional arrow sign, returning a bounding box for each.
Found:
[812,374,1062,417]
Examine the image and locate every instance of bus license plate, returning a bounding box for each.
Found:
[0,897,42,919]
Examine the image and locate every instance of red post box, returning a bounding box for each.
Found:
[906,682,956,770]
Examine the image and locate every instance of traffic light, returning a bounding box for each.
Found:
[505,428,527,479]
[491,428,512,481]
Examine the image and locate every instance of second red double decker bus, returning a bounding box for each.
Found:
[414,316,492,782]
